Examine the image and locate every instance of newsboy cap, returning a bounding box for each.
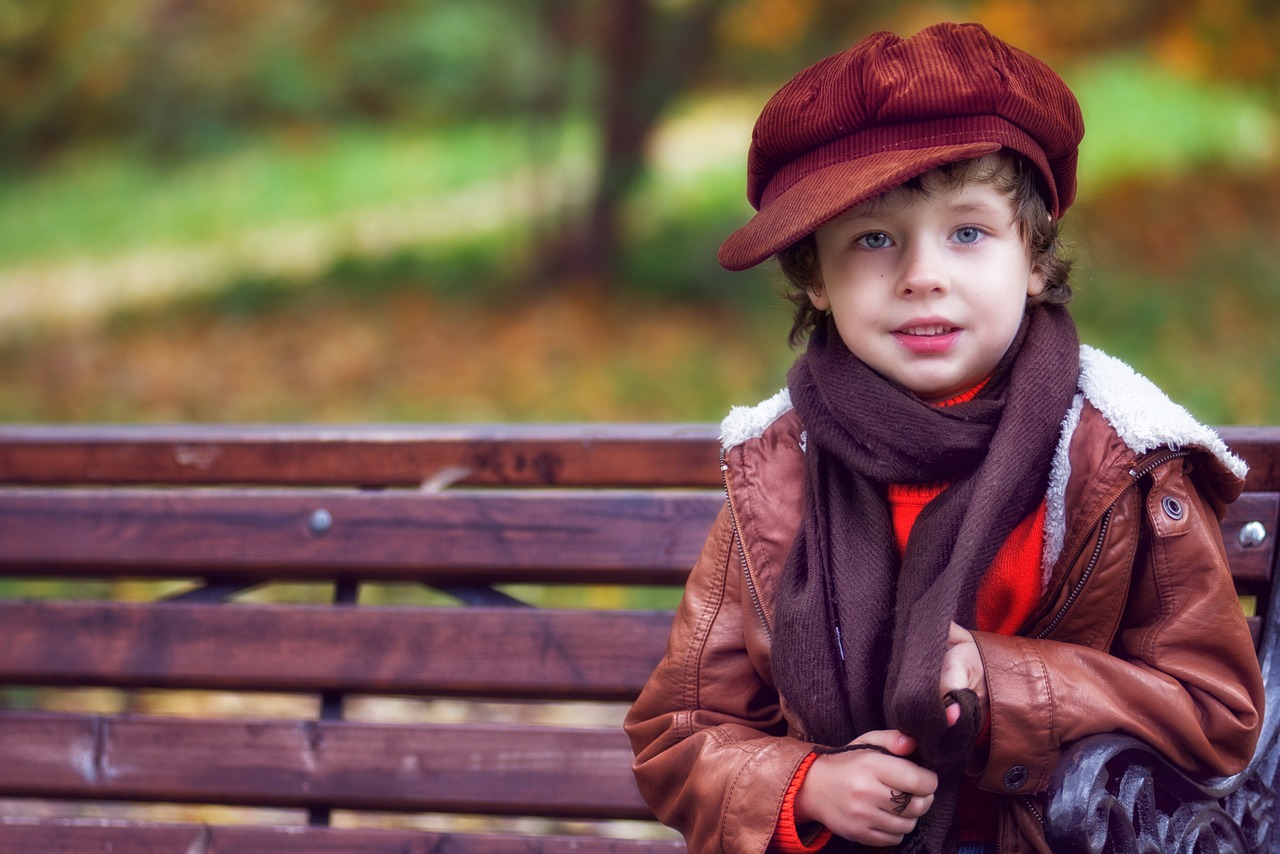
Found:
[718,22,1085,271]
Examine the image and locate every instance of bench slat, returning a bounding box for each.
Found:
[0,488,721,584]
[0,601,672,699]
[2,487,1269,588]
[0,820,685,853]
[0,821,203,854]
[2,423,1274,489]
[1222,492,1279,588]
[0,714,648,819]
[0,424,723,488]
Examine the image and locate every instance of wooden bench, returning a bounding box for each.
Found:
[0,423,1276,852]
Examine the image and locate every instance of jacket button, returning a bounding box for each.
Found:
[1161,495,1184,520]
[1003,765,1029,791]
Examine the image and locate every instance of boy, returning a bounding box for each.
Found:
[624,22,1263,854]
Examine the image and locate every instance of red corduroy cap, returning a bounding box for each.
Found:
[718,22,1085,271]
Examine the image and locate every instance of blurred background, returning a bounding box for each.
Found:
[1,0,1277,425]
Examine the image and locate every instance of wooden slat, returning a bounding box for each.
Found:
[1222,492,1279,587]
[2,483,1269,587]
[1,423,1272,490]
[0,424,723,488]
[0,488,721,584]
[0,820,204,854]
[0,714,648,819]
[0,820,685,853]
[0,600,673,700]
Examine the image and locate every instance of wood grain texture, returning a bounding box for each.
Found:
[0,600,672,699]
[0,423,723,488]
[0,488,721,584]
[0,713,647,818]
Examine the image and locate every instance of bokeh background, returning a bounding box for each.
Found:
[2,0,1278,425]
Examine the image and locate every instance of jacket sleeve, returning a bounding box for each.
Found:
[625,504,815,854]
[971,458,1265,795]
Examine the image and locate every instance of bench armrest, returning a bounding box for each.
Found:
[1043,732,1276,853]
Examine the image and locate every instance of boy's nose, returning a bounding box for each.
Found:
[896,243,950,298]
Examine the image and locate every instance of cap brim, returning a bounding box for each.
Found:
[717,141,1001,271]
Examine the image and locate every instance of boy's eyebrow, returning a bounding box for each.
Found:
[947,198,1009,217]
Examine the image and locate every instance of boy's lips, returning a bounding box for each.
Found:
[892,321,961,354]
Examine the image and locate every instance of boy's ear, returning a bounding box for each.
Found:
[808,283,830,311]
[1027,264,1046,298]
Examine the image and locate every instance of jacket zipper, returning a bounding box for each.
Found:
[1035,509,1112,639]
[720,448,774,642]
[1031,448,1192,640]
[1129,448,1192,481]
[1010,448,1193,846]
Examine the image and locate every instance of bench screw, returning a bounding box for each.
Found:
[309,508,334,537]
[1239,521,1268,549]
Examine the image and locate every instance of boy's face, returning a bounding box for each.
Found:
[809,177,1045,403]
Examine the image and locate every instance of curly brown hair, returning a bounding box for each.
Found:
[777,152,1072,347]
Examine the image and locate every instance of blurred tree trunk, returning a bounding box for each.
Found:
[547,0,727,288]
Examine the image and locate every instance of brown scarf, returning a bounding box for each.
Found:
[772,304,1079,853]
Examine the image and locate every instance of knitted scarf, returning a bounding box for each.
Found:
[771,304,1079,853]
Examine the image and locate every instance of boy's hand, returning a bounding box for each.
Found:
[793,730,938,847]
[941,622,988,727]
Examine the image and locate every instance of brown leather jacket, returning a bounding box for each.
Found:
[625,348,1264,854]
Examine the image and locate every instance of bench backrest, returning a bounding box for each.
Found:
[0,424,1275,851]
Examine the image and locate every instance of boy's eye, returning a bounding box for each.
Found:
[954,226,983,244]
[856,232,891,249]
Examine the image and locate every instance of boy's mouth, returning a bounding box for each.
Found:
[898,324,957,337]
[893,323,961,354]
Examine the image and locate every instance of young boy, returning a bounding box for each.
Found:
[624,22,1264,854]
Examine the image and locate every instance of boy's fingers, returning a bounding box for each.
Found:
[938,648,969,695]
[881,764,940,799]
[851,729,916,756]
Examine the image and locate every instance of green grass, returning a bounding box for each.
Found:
[1067,56,1278,194]
[0,119,588,267]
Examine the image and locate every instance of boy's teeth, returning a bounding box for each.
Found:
[904,325,951,336]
